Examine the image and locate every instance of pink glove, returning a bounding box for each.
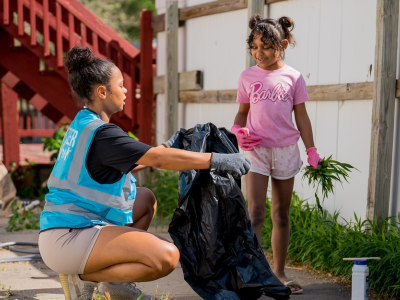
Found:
[306,147,322,169]
[231,125,262,151]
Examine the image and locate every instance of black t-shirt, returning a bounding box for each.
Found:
[86,123,152,184]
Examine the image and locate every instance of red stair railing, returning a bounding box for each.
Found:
[0,0,154,134]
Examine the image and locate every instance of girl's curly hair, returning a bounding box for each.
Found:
[247,15,296,60]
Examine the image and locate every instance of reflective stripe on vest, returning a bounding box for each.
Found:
[41,110,136,230]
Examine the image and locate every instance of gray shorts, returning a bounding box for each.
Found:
[38,225,103,275]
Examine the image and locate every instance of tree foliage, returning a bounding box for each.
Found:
[81,0,155,43]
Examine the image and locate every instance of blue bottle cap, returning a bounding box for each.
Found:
[355,260,367,265]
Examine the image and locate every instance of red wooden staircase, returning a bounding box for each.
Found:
[0,0,154,168]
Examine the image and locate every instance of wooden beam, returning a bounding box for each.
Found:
[0,81,20,169]
[152,0,289,33]
[180,0,247,21]
[180,90,237,103]
[153,0,247,33]
[265,0,288,4]
[247,0,265,68]
[139,10,154,145]
[165,1,179,138]
[308,82,373,101]
[178,81,379,103]
[366,0,399,224]
[153,70,202,94]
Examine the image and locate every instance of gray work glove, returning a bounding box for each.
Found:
[211,153,251,178]
[162,131,180,148]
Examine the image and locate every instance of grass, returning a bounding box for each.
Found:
[0,284,13,300]
[262,192,400,298]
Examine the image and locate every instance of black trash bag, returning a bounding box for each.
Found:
[168,123,291,300]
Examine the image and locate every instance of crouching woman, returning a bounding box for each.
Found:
[38,46,251,300]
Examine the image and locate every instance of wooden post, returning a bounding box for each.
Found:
[0,81,20,169]
[56,2,63,68]
[30,0,37,46]
[68,12,75,49]
[366,0,399,223]
[43,0,50,56]
[139,10,154,145]
[165,0,179,139]
[246,0,265,68]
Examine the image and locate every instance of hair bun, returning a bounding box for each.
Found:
[278,16,295,31]
[249,14,263,30]
[64,46,97,73]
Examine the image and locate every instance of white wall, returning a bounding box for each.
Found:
[155,0,392,221]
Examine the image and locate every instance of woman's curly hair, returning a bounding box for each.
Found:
[64,46,115,107]
[247,15,296,60]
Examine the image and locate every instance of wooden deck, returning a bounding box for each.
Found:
[0,144,54,165]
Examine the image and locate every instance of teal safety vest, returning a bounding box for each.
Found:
[40,109,136,231]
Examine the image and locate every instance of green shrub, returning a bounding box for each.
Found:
[42,123,69,162]
[262,193,400,297]
[6,199,41,232]
[141,169,179,225]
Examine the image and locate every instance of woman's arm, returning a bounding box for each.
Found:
[137,147,212,170]
[293,103,315,149]
[131,145,167,173]
[234,103,250,127]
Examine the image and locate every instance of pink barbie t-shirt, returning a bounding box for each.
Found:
[237,64,309,148]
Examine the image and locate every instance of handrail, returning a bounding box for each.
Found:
[0,0,151,134]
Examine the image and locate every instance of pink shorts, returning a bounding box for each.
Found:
[244,144,302,180]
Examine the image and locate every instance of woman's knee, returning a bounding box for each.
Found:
[154,243,180,277]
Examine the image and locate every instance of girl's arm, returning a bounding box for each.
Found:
[293,103,315,149]
[234,103,250,127]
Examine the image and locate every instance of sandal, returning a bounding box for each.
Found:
[284,280,303,295]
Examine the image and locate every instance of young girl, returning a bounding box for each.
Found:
[231,15,321,294]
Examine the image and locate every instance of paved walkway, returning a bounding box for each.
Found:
[0,214,353,300]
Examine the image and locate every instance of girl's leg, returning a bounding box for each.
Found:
[81,226,179,283]
[270,177,300,292]
[245,172,269,242]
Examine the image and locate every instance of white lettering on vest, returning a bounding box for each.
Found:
[60,128,78,161]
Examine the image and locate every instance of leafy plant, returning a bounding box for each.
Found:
[141,169,179,225]
[262,193,400,297]
[9,160,49,201]
[42,123,70,162]
[302,155,357,212]
[6,199,41,232]
[4,285,12,300]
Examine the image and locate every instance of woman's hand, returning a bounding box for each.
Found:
[211,153,251,178]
